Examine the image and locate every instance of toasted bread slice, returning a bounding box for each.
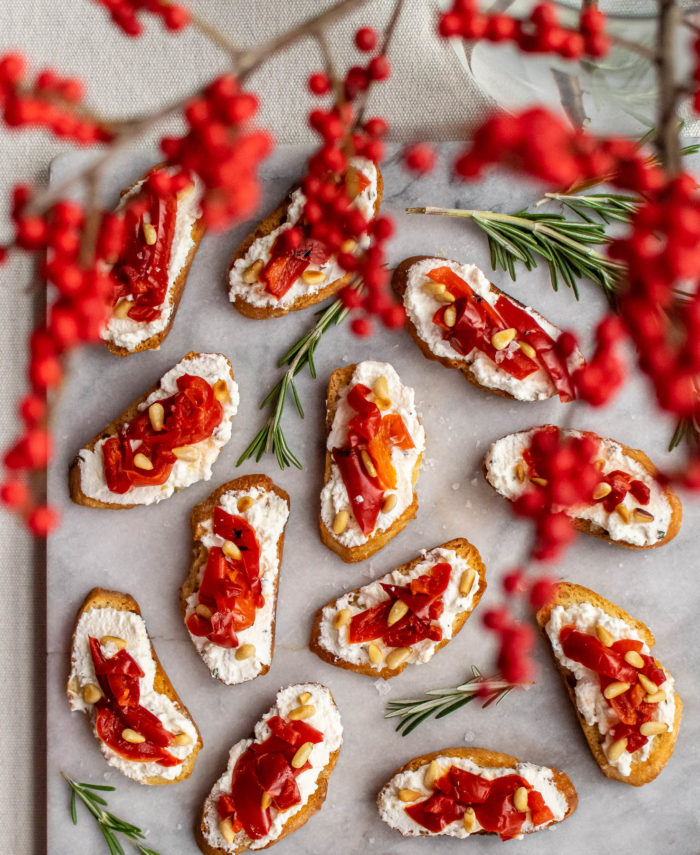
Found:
[227,159,383,318]
[180,475,290,685]
[392,255,585,402]
[377,747,577,838]
[536,582,682,786]
[196,683,342,854]
[319,361,425,563]
[69,351,237,509]
[66,587,202,786]
[483,425,682,549]
[310,538,486,679]
[104,166,205,356]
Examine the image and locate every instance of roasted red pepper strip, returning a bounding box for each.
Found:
[332,446,384,535]
[559,626,639,682]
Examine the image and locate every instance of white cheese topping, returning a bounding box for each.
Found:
[185,485,290,685]
[484,428,672,547]
[102,173,204,350]
[228,156,378,308]
[402,257,584,402]
[67,606,198,783]
[545,602,676,776]
[320,360,425,548]
[317,547,478,671]
[78,353,238,506]
[378,757,569,838]
[201,683,342,851]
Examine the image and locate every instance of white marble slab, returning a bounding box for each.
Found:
[47,144,699,854]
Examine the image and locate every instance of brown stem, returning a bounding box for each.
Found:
[354,0,404,128]
[655,0,682,174]
[189,12,241,61]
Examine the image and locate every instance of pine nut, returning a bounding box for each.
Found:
[172,445,199,461]
[288,704,315,720]
[398,789,421,802]
[173,732,193,746]
[530,476,548,487]
[593,482,612,500]
[237,496,254,512]
[148,402,164,432]
[607,736,628,762]
[367,643,382,664]
[219,819,236,844]
[113,299,132,319]
[213,379,230,402]
[633,507,654,523]
[518,340,536,359]
[242,259,264,283]
[133,452,153,470]
[385,647,411,670]
[195,603,213,619]
[594,458,606,471]
[515,461,526,482]
[374,397,391,411]
[603,681,631,699]
[513,786,529,813]
[82,683,102,704]
[459,568,475,595]
[341,239,356,253]
[334,608,352,629]
[261,792,272,809]
[644,690,666,704]
[640,721,668,736]
[361,449,378,479]
[235,644,256,660]
[142,222,157,245]
[298,691,311,704]
[122,728,145,744]
[291,741,313,769]
[616,504,631,524]
[374,375,389,400]
[100,635,126,650]
[463,807,476,832]
[381,493,397,513]
[491,328,516,351]
[443,306,457,327]
[424,760,444,789]
[387,600,409,627]
[423,281,449,301]
[302,269,326,285]
[333,510,349,534]
[222,540,242,560]
[638,673,658,693]
[596,624,615,647]
[624,650,644,668]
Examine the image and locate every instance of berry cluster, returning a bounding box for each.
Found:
[572,316,626,407]
[91,0,190,36]
[438,0,609,60]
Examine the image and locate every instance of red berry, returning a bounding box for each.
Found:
[350,317,372,337]
[382,304,405,329]
[355,27,378,52]
[28,504,59,537]
[363,117,388,137]
[163,4,190,31]
[403,142,436,174]
[0,479,30,509]
[483,608,510,631]
[368,55,390,81]
[308,72,331,96]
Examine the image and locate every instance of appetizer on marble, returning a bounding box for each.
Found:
[484,425,682,548]
[537,582,682,785]
[228,157,382,317]
[377,747,577,840]
[70,351,238,508]
[197,683,342,854]
[181,475,290,686]
[310,539,486,678]
[392,256,585,402]
[67,587,202,785]
[319,360,425,562]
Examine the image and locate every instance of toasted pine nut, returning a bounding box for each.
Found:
[381,493,397,513]
[518,340,536,359]
[100,635,126,650]
[334,608,352,629]
[213,379,230,402]
[298,691,311,704]
[423,281,448,301]
[374,396,392,411]
[593,482,612,500]
[195,603,213,619]
[624,650,644,668]
[603,681,630,699]
[640,720,668,736]
[616,504,631,524]
[172,445,199,461]
[638,673,658,693]
[491,328,516,351]
[341,239,356,253]
[515,461,526,482]
[374,375,389,400]
[513,786,529,813]
[633,507,654,523]
[242,259,264,283]
[361,449,378,479]
[459,568,475,596]
[288,704,315,721]
[594,458,606,471]
[142,222,157,245]
[463,807,476,832]
[367,643,382,664]
[148,402,164,432]
[443,306,457,328]
[424,760,444,789]
[385,647,411,670]
[133,452,153,471]
[644,690,666,704]
[398,789,421,802]
[237,496,254,512]
[82,683,102,704]
[122,728,145,744]
[333,510,349,535]
[219,818,236,843]
[113,299,132,319]
[222,540,242,560]
[173,732,193,746]
[291,741,313,769]
[261,792,272,809]
[595,624,615,647]
[530,476,548,487]
[607,736,628,762]
[235,644,256,660]
[302,269,326,285]
[387,600,409,627]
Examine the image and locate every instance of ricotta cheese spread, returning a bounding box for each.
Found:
[185,485,290,685]
[378,757,569,838]
[402,257,584,402]
[545,602,676,776]
[78,352,238,506]
[320,360,425,548]
[484,428,672,547]
[317,547,479,670]
[201,683,342,851]
[102,173,204,351]
[67,605,198,783]
[228,156,378,308]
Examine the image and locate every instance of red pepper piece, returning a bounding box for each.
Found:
[560,626,638,682]
[405,792,465,833]
[347,384,382,443]
[449,766,492,804]
[609,722,649,754]
[267,716,323,747]
[473,775,529,841]
[255,753,300,805]
[332,446,384,535]
[630,479,651,504]
[95,707,180,766]
[347,600,393,644]
[232,751,271,840]
[383,611,440,647]
[259,232,332,301]
[528,790,554,826]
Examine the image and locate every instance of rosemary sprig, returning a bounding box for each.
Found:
[384,666,516,736]
[63,773,160,855]
[236,296,348,469]
[541,191,639,224]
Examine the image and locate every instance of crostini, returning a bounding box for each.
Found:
[70,351,238,509]
[319,360,425,562]
[228,157,382,318]
[537,582,682,785]
[392,256,585,402]
[181,475,290,685]
[67,587,202,785]
[377,747,577,841]
[197,683,342,854]
[103,165,205,356]
[310,539,486,679]
[483,425,682,548]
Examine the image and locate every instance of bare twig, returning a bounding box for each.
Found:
[655,0,682,174]
[353,0,404,128]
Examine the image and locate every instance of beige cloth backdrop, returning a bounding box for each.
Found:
[0,2,491,851]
